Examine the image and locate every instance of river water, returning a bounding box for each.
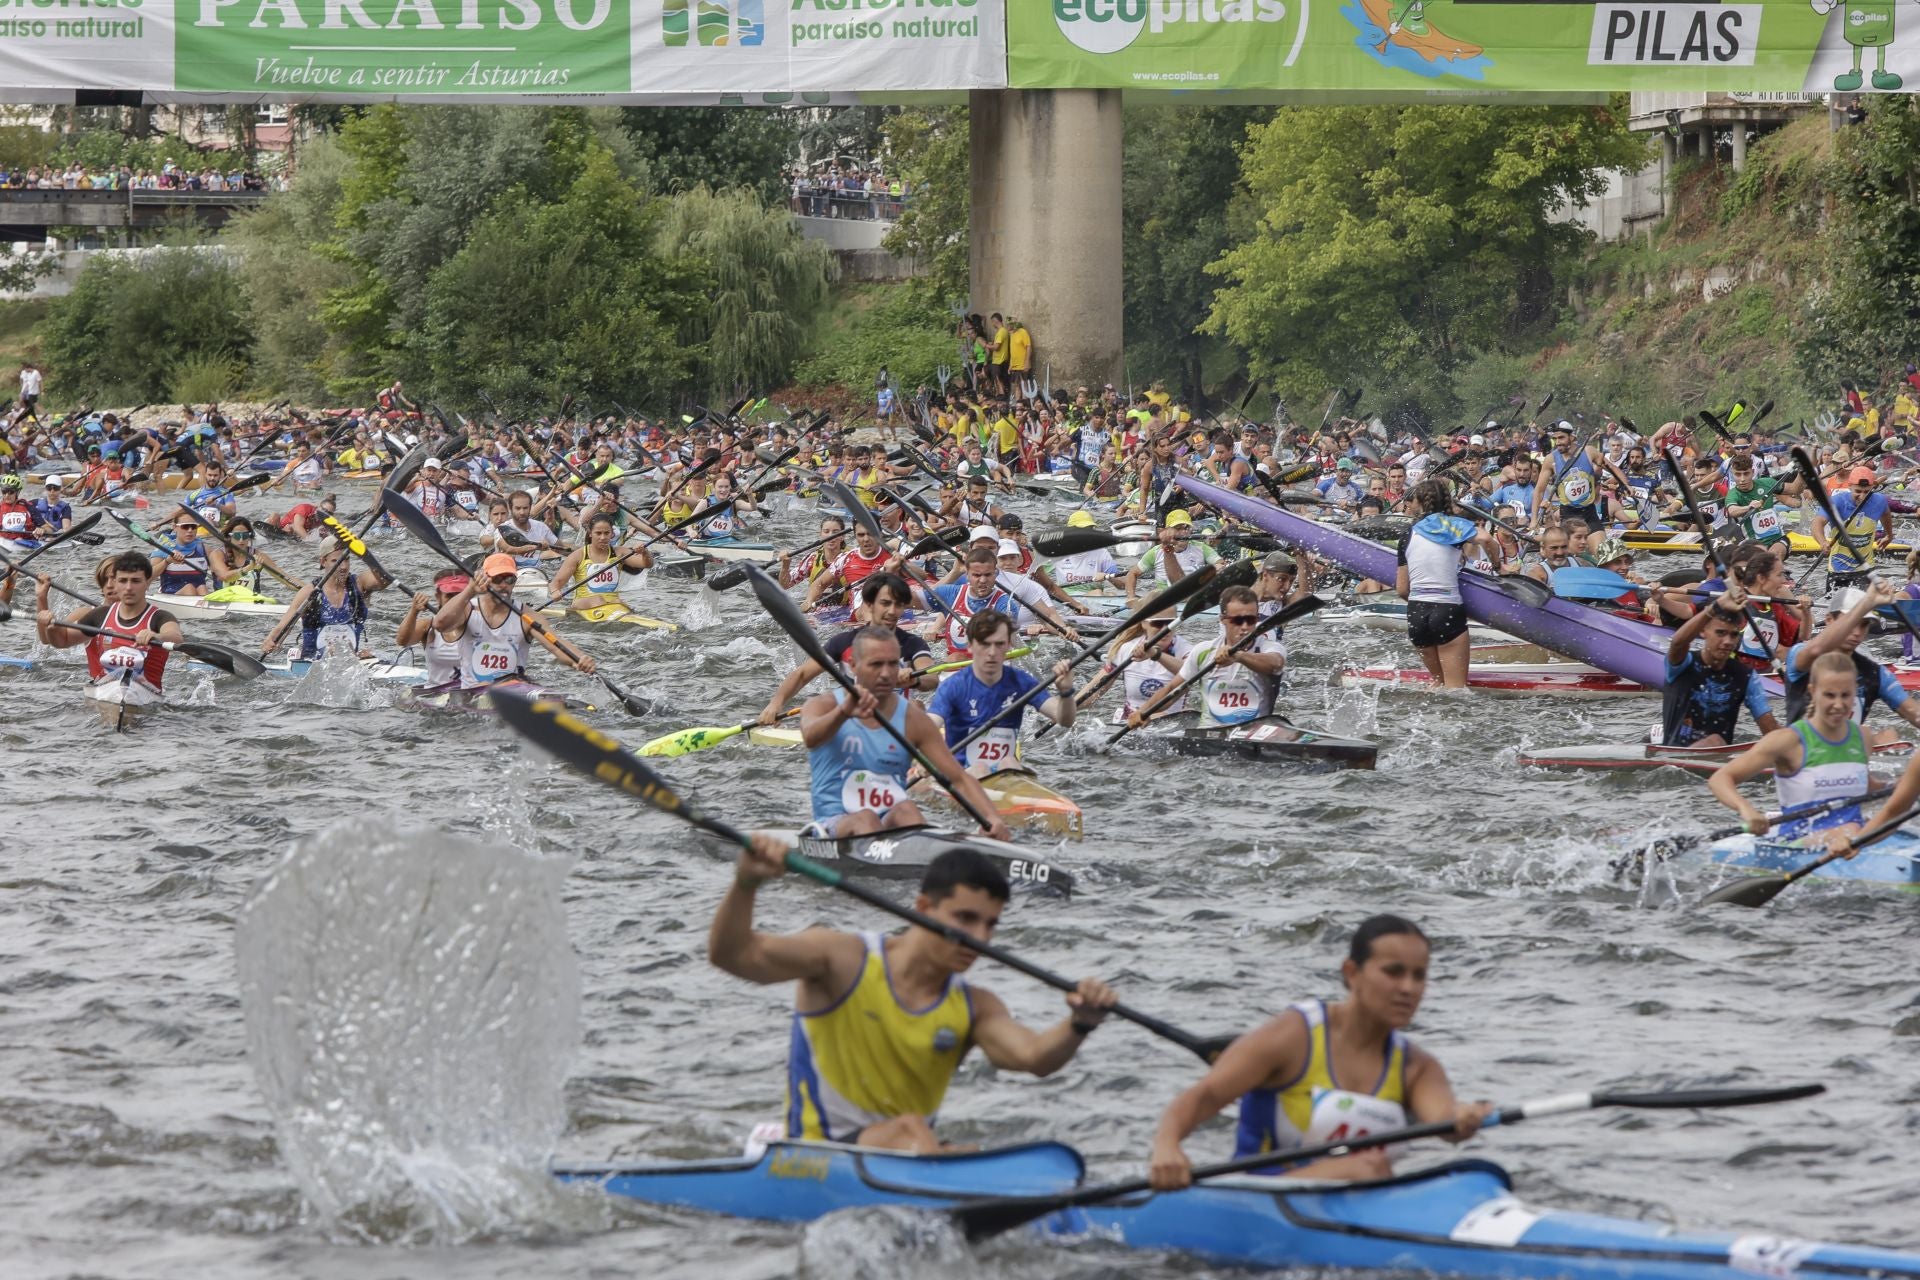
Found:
[3,481,1916,1280]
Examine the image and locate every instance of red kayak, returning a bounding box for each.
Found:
[1519,739,1915,776]
[1340,663,1653,698]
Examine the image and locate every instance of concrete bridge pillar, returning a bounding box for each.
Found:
[969,89,1124,391]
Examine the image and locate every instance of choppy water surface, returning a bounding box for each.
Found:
[2,486,1916,1280]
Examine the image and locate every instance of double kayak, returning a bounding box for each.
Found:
[1342,663,1654,697]
[555,1141,1920,1280]
[771,824,1072,897]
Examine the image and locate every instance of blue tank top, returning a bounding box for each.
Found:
[298,578,366,658]
[808,696,914,822]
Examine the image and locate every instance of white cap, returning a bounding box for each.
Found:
[996,539,1021,558]
[1554,419,1575,432]
[423,456,443,468]
[969,524,998,544]
[1828,586,1868,616]
[1470,434,1486,445]
[44,477,62,488]
[1484,420,1500,430]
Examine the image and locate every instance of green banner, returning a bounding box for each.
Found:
[1013,1,1911,96]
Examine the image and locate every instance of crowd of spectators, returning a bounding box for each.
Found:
[786,159,907,220]
[0,163,281,192]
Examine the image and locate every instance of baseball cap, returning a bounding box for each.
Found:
[997,512,1023,531]
[996,539,1021,558]
[434,571,471,593]
[481,552,519,577]
[1552,420,1574,433]
[1066,510,1097,528]
[423,456,443,468]
[969,524,998,544]
[1850,467,1876,485]
[1828,586,1867,615]
[44,477,62,489]
[1470,434,1486,446]
[1164,509,1193,528]
[1335,457,1354,471]
[1260,551,1296,574]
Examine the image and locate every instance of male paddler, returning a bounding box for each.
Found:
[1126,585,1284,729]
[925,609,1076,774]
[1661,584,1782,747]
[33,552,183,698]
[431,552,598,690]
[709,844,1116,1152]
[800,624,1009,840]
[1707,651,1870,843]
[1779,582,1920,746]
[758,571,936,727]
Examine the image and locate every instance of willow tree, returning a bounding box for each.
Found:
[655,184,836,401]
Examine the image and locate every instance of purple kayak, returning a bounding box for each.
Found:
[1177,475,1676,688]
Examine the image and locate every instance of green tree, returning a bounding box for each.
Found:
[882,106,969,306]
[419,147,704,413]
[1123,105,1270,408]
[1207,103,1648,424]
[42,239,252,402]
[654,184,835,399]
[1797,97,1920,395]
[621,106,795,204]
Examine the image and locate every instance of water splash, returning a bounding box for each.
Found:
[235,825,580,1242]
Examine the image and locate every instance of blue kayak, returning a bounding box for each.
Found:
[557,1141,1920,1279]
[1706,831,1920,892]
[0,655,33,670]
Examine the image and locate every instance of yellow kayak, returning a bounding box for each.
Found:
[537,602,677,631]
[911,766,1084,840]
[1620,530,1914,557]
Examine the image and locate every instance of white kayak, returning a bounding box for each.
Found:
[156,592,287,618]
[86,673,163,730]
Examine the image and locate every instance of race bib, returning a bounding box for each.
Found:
[318,624,359,656]
[840,770,905,815]
[100,643,145,670]
[456,490,480,511]
[1303,1087,1408,1148]
[1556,469,1594,507]
[466,639,517,682]
[197,505,221,524]
[971,727,1019,770]
[1205,668,1262,725]
[0,511,25,533]
[586,564,619,593]
[1750,506,1782,539]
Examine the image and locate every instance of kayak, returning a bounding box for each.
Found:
[1706,830,1920,892]
[688,537,776,564]
[1143,712,1379,769]
[158,592,286,618]
[1521,739,1915,776]
[1623,529,1916,558]
[747,724,802,748]
[0,655,33,670]
[1341,663,1654,697]
[772,824,1073,897]
[513,568,549,595]
[1181,475,1676,688]
[399,677,595,716]
[557,1142,1920,1280]
[188,653,429,683]
[86,672,162,731]
[910,765,1084,839]
[1355,0,1483,61]
[653,553,709,580]
[537,602,677,631]
[805,605,923,628]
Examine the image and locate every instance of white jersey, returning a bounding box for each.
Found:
[1108,633,1192,718]
[423,628,462,686]
[1179,633,1282,727]
[1049,547,1122,586]
[457,601,529,689]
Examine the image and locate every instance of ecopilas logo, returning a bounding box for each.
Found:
[663,0,764,45]
[1053,0,1293,55]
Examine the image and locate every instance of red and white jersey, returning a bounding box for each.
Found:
[85,602,169,688]
[831,546,891,588]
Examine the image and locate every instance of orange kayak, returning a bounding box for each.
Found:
[912,766,1084,840]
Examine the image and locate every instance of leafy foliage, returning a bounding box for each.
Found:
[653,185,835,400]
[41,241,252,403]
[794,284,957,397]
[1207,103,1649,424]
[882,107,969,306]
[621,107,796,204]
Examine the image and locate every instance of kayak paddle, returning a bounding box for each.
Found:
[1699,799,1920,908]
[949,1081,1826,1243]
[1108,594,1327,746]
[383,489,654,717]
[28,610,266,678]
[0,510,102,582]
[1662,447,1777,659]
[743,562,1002,835]
[1552,565,1794,606]
[488,687,1233,1063]
[947,564,1224,757]
[638,706,801,758]
[1612,785,1893,877]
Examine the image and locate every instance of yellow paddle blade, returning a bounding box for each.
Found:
[925,645,1032,676]
[637,723,746,758]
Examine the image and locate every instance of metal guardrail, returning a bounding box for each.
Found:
[788,190,908,222]
[0,186,269,226]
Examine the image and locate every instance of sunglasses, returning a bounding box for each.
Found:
[490,573,518,584]
[173,522,197,530]
[1224,613,1260,624]
[230,531,254,540]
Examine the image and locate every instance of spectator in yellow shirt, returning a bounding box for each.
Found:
[1008,318,1032,382]
[989,312,1010,394]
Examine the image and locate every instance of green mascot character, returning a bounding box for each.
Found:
[1813,0,1903,91]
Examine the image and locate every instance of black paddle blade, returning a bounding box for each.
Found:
[1698,872,1795,908]
[491,685,709,825]
[1180,555,1256,620]
[1033,528,1122,557]
[598,673,655,719]
[382,489,463,570]
[1490,572,1552,608]
[828,481,886,546]
[227,472,273,493]
[902,527,969,559]
[744,564,837,674]
[0,599,11,622]
[1589,1083,1823,1109]
[708,563,751,591]
[182,637,267,679]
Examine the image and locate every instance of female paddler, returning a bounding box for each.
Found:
[538,513,655,622]
[1147,915,1489,1188]
[1707,650,1872,851]
[1397,480,1499,690]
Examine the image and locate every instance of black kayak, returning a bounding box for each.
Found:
[1143,712,1378,770]
[770,824,1073,898]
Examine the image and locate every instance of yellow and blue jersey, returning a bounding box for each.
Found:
[786,931,974,1141]
[1234,998,1409,1164]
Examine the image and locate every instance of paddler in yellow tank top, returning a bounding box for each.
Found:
[1148,914,1490,1188]
[710,844,1118,1153]
[538,513,654,621]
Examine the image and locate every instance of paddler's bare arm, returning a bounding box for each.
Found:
[800,685,871,748]
[969,979,1116,1077]
[1707,727,1803,835]
[1035,659,1078,726]
[259,583,319,654]
[1147,1012,1308,1191]
[904,702,1012,841]
[1791,581,1891,672]
[708,835,859,992]
[539,549,585,608]
[1404,1045,1491,1141]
